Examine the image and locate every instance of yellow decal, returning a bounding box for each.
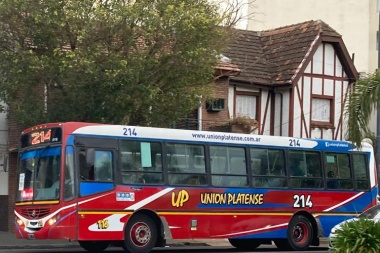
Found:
[96,219,109,229]
[172,190,189,207]
[200,193,264,205]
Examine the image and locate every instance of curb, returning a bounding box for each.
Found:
[0,242,210,250]
[0,244,80,250]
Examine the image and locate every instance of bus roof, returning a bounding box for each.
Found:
[62,122,373,152]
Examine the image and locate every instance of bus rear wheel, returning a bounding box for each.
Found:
[275,215,313,251]
[123,213,157,253]
[78,240,110,252]
[228,238,261,250]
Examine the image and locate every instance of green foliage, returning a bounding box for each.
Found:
[330,218,380,253]
[0,0,239,128]
[345,70,380,147]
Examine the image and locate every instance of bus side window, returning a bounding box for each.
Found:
[353,154,369,190]
[79,149,93,181]
[64,146,75,201]
[94,150,113,181]
[325,153,353,190]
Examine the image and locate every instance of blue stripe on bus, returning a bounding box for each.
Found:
[21,147,61,159]
[65,146,73,155]
[66,135,74,145]
[319,215,356,237]
[334,187,378,213]
[80,182,114,196]
[197,203,292,208]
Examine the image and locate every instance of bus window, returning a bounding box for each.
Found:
[79,149,92,181]
[353,154,369,190]
[324,153,353,190]
[251,148,286,188]
[120,140,163,185]
[79,149,113,182]
[289,151,323,189]
[210,146,248,187]
[166,143,206,186]
[94,151,113,181]
[64,146,75,201]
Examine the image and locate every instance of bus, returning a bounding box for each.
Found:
[14,122,378,252]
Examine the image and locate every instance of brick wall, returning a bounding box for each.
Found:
[7,101,24,231]
[202,79,231,131]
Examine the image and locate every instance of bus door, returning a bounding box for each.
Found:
[74,137,117,240]
[62,145,77,240]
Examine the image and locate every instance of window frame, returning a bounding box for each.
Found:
[311,95,334,128]
[235,91,260,120]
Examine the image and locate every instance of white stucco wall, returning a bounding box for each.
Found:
[248,0,376,74]
[247,0,378,134]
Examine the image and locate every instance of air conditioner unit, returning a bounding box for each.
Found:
[206,99,225,112]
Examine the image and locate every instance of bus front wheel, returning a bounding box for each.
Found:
[275,215,313,251]
[78,240,110,252]
[123,213,157,253]
[228,238,261,250]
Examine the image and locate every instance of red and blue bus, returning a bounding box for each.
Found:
[14,122,378,252]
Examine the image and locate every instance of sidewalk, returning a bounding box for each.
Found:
[0,231,79,249]
[0,231,328,249]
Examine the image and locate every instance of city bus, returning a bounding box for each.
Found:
[14,122,378,252]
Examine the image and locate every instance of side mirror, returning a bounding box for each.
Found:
[86,148,95,168]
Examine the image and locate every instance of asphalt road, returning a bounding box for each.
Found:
[0,245,329,253]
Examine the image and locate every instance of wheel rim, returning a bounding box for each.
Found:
[130,222,151,247]
[292,222,308,245]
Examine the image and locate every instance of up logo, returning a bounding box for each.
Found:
[171,190,189,207]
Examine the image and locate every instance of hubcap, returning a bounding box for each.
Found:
[293,223,308,244]
[130,222,151,247]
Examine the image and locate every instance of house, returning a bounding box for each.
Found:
[194,20,358,140]
[2,19,358,232]
[246,0,377,132]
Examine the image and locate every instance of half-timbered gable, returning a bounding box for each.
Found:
[199,20,358,140]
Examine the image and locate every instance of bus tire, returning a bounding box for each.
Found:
[278,215,313,251]
[78,240,110,252]
[123,213,157,253]
[228,238,260,250]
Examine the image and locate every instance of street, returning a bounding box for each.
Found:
[0,245,329,253]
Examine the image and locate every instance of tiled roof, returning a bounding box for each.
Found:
[214,61,241,77]
[223,29,271,84]
[221,20,345,85]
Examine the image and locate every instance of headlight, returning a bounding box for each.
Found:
[16,218,23,226]
[48,214,61,226]
[48,217,56,226]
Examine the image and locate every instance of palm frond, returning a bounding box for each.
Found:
[344,70,380,147]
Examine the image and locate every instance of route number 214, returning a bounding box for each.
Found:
[293,195,313,208]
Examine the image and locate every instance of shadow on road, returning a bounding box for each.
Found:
[21,245,329,253]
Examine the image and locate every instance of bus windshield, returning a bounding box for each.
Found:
[17,146,61,202]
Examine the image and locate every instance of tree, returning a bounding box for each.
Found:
[345,70,380,146]
[0,0,250,128]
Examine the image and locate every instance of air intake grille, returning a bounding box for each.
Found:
[20,208,50,219]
